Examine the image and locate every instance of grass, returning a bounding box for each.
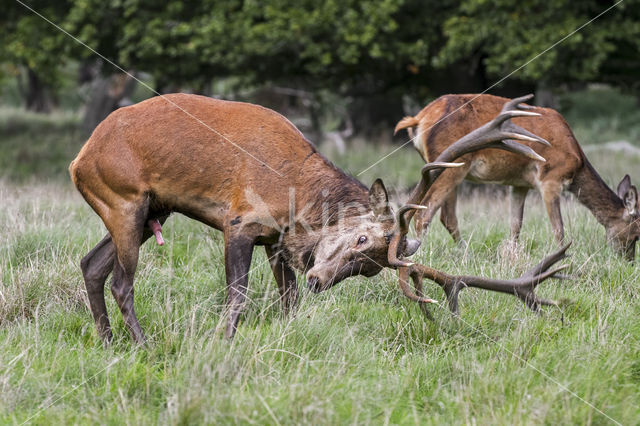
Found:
[1,89,640,424]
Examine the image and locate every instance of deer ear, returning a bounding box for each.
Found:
[617,174,632,199]
[624,185,638,215]
[369,179,392,219]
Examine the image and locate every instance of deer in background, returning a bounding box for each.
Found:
[395,94,640,260]
[71,93,568,344]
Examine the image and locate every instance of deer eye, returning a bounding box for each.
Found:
[357,235,368,246]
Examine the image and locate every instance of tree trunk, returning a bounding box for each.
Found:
[346,94,404,138]
[535,83,558,109]
[25,68,53,113]
[83,73,138,132]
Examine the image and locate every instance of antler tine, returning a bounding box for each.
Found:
[404,245,571,314]
[395,204,428,234]
[522,241,572,278]
[388,204,428,268]
[502,93,535,111]
[500,140,546,162]
[387,162,465,268]
[398,267,438,304]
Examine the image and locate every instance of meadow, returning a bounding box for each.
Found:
[1,88,640,424]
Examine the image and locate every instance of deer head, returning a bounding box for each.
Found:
[305,179,421,292]
[607,174,640,260]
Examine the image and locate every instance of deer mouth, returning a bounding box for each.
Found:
[306,275,322,292]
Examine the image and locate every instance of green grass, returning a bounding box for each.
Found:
[1,90,640,424]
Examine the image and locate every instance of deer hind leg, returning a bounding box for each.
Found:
[415,164,471,241]
[510,187,529,242]
[100,198,153,345]
[541,183,564,244]
[81,234,116,341]
[81,216,168,343]
[265,246,298,315]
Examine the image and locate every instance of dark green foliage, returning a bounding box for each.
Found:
[4,0,639,107]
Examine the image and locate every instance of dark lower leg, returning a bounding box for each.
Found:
[266,246,298,315]
[111,260,146,344]
[510,187,528,241]
[224,235,255,339]
[81,234,116,341]
[544,193,564,243]
[440,190,462,243]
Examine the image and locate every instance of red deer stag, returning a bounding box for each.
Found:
[70,93,568,344]
[395,94,640,260]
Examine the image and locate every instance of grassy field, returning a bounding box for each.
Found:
[1,89,640,424]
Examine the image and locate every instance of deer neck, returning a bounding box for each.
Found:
[569,158,625,228]
[279,151,370,271]
[292,150,370,228]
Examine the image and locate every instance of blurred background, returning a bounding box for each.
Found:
[2,0,640,185]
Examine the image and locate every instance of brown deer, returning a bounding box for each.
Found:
[70,93,568,344]
[395,93,640,260]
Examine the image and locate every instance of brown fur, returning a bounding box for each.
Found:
[71,94,419,342]
[396,93,640,259]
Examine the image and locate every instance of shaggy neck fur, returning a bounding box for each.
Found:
[279,150,372,272]
[569,157,625,227]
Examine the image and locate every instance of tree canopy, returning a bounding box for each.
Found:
[2,0,639,113]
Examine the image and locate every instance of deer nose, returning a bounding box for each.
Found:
[403,238,422,256]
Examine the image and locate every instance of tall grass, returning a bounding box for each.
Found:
[1,89,640,424]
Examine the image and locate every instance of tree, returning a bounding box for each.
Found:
[63,0,457,132]
[0,1,72,112]
[436,0,640,102]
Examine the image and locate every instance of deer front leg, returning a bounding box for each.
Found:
[265,246,298,315]
[224,233,255,339]
[510,187,529,242]
[415,164,470,241]
[541,183,564,243]
[439,189,467,247]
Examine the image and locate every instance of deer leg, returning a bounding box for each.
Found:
[439,188,466,246]
[415,164,470,240]
[224,234,255,339]
[265,246,298,315]
[510,187,529,242]
[81,234,116,341]
[105,200,154,345]
[82,216,168,343]
[542,185,564,243]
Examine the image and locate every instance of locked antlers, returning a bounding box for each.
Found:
[388,94,571,310]
[399,242,571,314]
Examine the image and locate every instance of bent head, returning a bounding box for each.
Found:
[306,179,421,292]
[608,175,640,261]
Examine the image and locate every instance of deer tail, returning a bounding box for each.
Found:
[394,116,419,136]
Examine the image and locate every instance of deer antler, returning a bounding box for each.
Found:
[388,94,570,306]
[399,242,571,314]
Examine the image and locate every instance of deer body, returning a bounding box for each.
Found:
[71,94,418,343]
[395,94,639,259]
